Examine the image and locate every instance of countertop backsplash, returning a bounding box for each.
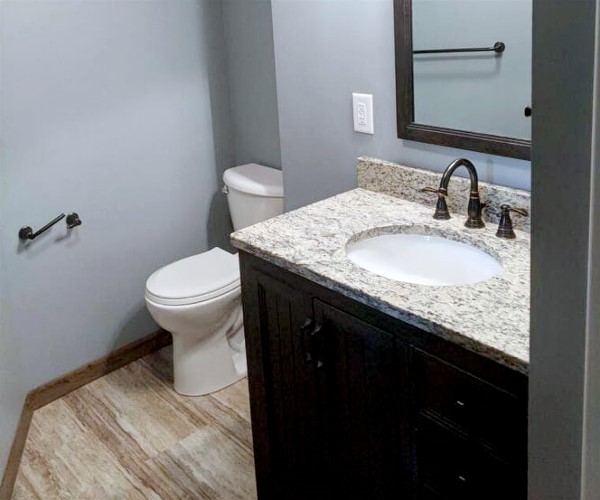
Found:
[357,157,531,233]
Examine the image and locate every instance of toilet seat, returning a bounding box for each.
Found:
[145,248,240,306]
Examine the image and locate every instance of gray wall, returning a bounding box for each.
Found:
[222,0,281,169]
[582,4,600,488]
[271,0,531,211]
[0,0,234,474]
[413,0,532,140]
[582,3,600,490]
[582,54,600,495]
[530,0,598,498]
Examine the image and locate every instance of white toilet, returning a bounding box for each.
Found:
[145,164,284,396]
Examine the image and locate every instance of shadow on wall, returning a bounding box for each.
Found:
[202,0,236,254]
[111,305,157,349]
[208,192,234,252]
[15,224,81,256]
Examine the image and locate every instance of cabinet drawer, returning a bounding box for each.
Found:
[412,347,525,457]
[416,417,525,500]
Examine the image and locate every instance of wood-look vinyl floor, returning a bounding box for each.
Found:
[12,346,257,500]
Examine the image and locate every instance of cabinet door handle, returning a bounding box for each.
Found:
[310,323,323,368]
[301,318,314,363]
[301,318,322,366]
[313,324,324,369]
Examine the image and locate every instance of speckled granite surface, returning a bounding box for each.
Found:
[358,157,531,233]
[231,189,530,373]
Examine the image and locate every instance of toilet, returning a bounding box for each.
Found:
[145,164,284,396]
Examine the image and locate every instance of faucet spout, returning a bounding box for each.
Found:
[435,158,485,228]
[439,158,480,193]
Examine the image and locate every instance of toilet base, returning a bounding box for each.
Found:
[172,329,247,397]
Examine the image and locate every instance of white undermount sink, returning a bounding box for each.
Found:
[346,233,502,286]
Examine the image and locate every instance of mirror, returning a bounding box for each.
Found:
[394,0,532,160]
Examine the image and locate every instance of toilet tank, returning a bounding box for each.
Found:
[223,164,284,231]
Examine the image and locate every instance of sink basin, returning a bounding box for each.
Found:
[346,233,502,286]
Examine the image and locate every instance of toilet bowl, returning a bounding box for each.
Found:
[145,164,284,396]
[145,248,245,396]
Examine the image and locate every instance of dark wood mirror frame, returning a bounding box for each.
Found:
[394,0,531,161]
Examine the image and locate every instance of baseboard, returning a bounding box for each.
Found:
[27,329,171,409]
[0,402,34,500]
[0,329,171,500]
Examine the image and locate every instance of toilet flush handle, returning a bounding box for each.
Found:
[222,185,229,194]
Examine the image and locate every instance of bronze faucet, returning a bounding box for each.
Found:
[421,158,486,228]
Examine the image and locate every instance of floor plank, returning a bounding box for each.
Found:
[12,347,256,499]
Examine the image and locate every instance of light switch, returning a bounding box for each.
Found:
[352,93,374,134]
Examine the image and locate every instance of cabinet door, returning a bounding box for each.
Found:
[242,268,321,499]
[313,300,408,499]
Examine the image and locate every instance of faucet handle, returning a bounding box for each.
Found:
[420,186,451,220]
[420,186,445,195]
[504,204,528,217]
[496,204,529,239]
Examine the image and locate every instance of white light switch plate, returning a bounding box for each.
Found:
[352,93,374,134]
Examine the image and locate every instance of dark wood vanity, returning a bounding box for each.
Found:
[240,252,527,499]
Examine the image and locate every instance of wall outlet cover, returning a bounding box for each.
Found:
[352,93,374,134]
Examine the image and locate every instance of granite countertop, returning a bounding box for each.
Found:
[231,188,530,374]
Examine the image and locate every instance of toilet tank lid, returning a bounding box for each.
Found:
[223,164,284,198]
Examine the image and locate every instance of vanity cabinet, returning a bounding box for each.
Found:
[240,252,527,500]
